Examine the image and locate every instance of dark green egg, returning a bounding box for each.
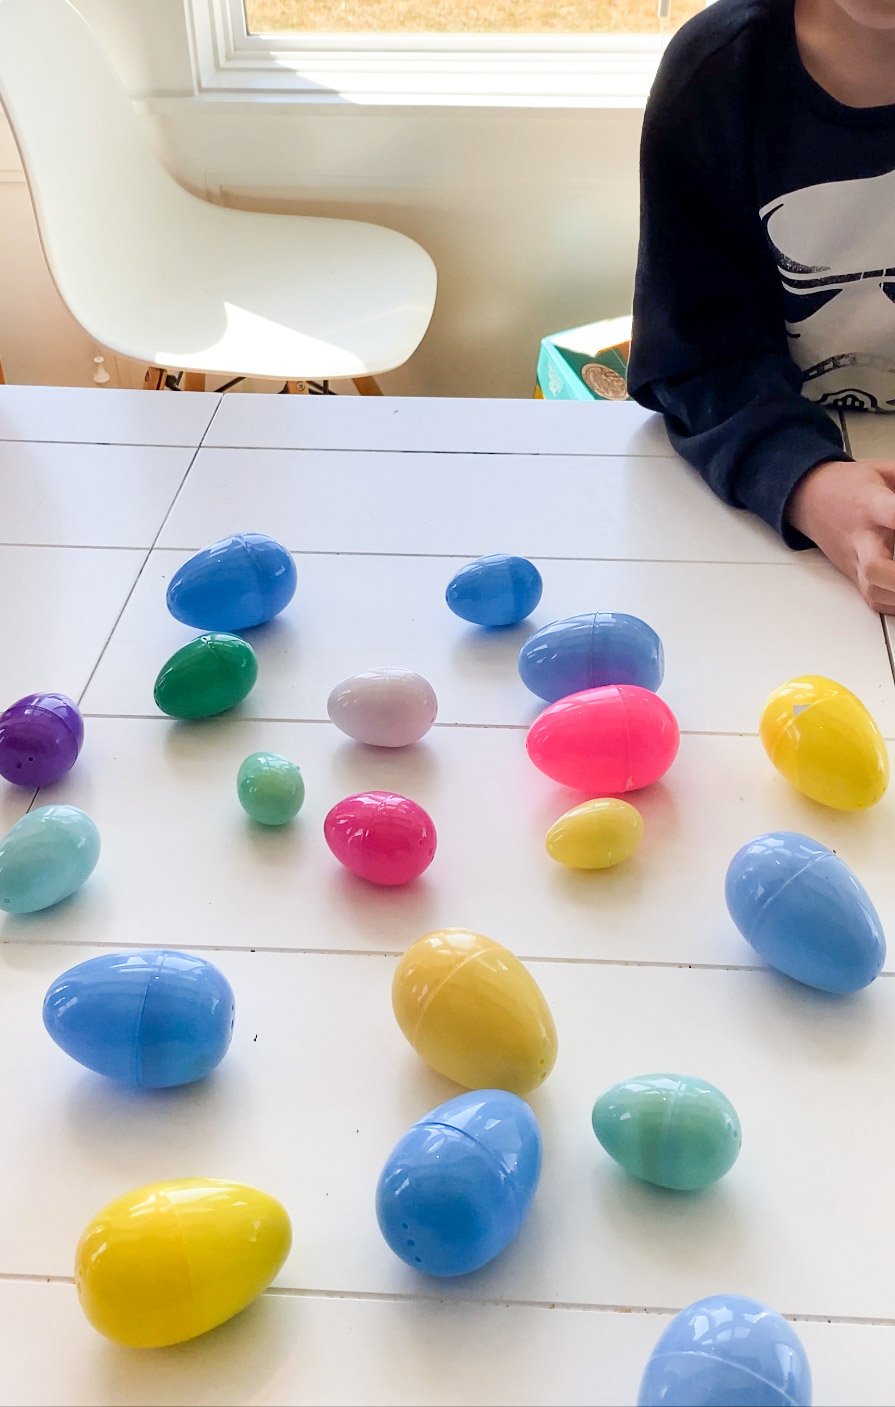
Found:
[591,1073,741,1191]
[153,634,258,720]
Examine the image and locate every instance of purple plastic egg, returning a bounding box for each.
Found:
[0,693,84,788]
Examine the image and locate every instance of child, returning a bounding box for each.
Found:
[627,0,895,612]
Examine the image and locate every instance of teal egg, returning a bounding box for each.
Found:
[592,1073,741,1191]
[0,805,100,914]
[237,752,304,826]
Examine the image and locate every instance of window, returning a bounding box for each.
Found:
[189,0,707,104]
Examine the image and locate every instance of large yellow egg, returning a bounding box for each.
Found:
[75,1179,292,1347]
[545,798,643,869]
[760,675,889,811]
[392,929,557,1094]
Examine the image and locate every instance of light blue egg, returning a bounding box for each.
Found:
[42,950,235,1087]
[0,805,100,914]
[638,1294,812,1406]
[167,533,297,632]
[725,831,885,994]
[376,1089,541,1277]
[518,612,664,703]
[445,555,542,628]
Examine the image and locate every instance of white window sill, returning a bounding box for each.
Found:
[184,18,666,109]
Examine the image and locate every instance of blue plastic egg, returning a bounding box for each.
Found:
[638,1294,812,1407]
[376,1089,541,1277]
[725,831,885,994]
[445,555,542,627]
[518,612,664,703]
[42,950,235,1087]
[167,533,297,631]
[0,805,99,914]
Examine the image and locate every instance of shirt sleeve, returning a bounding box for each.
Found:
[626,47,851,549]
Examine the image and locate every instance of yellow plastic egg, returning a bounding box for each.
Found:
[392,928,558,1094]
[75,1179,292,1348]
[760,675,889,811]
[545,798,644,869]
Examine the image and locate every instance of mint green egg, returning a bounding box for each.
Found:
[0,805,100,914]
[591,1073,741,1191]
[237,752,304,826]
[154,633,258,720]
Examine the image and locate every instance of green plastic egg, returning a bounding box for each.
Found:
[154,634,258,720]
[0,804,100,914]
[237,752,304,826]
[591,1073,741,1191]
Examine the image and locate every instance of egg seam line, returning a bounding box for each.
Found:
[642,1349,800,1402]
[6,1273,895,1328]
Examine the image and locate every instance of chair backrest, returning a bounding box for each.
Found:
[0,0,195,343]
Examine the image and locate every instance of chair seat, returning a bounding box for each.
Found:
[69,200,437,381]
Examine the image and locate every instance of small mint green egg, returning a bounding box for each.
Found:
[591,1073,741,1191]
[0,805,100,914]
[237,752,304,826]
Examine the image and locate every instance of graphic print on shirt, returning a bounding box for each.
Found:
[760,166,895,412]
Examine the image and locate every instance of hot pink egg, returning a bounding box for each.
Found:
[526,684,680,794]
[323,791,437,886]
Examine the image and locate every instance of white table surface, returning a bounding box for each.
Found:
[0,387,891,1407]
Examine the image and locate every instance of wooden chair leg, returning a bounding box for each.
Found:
[180,372,206,392]
[285,380,310,394]
[352,377,383,396]
[143,366,167,390]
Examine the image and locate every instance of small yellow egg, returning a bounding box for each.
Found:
[75,1179,292,1347]
[392,928,557,1094]
[545,798,644,869]
[760,675,889,811]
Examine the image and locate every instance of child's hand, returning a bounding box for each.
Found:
[787,459,895,614]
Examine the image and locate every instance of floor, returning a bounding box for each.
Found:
[0,387,893,1406]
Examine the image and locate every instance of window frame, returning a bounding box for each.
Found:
[186,0,672,107]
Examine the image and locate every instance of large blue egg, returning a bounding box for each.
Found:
[518,612,664,703]
[638,1294,812,1406]
[725,831,885,994]
[445,555,542,627]
[167,533,297,632]
[376,1089,541,1277]
[42,949,235,1087]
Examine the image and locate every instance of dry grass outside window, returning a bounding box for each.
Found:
[245,0,704,34]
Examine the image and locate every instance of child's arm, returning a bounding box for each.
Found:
[627,55,851,548]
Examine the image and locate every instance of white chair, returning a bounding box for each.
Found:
[0,0,437,394]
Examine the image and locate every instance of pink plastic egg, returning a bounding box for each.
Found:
[526,684,680,794]
[324,791,437,886]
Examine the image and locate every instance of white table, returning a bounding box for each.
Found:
[0,387,893,1407]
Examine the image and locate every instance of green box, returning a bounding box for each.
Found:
[535,315,631,401]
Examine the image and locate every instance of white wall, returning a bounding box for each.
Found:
[0,0,643,396]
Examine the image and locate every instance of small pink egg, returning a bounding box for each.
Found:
[323,792,437,886]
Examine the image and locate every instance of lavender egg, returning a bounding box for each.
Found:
[0,693,84,788]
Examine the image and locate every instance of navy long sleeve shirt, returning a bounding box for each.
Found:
[627,0,895,546]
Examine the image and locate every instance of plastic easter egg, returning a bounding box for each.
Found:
[445,555,543,627]
[638,1294,812,1407]
[545,797,643,869]
[166,533,297,632]
[392,928,557,1094]
[42,950,235,1087]
[324,791,436,886]
[327,668,438,747]
[760,674,888,811]
[154,633,258,719]
[376,1090,541,1277]
[76,1178,291,1347]
[592,1074,741,1190]
[725,830,885,993]
[526,684,680,794]
[519,612,664,703]
[237,751,304,825]
[0,804,99,914]
[0,692,84,787]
